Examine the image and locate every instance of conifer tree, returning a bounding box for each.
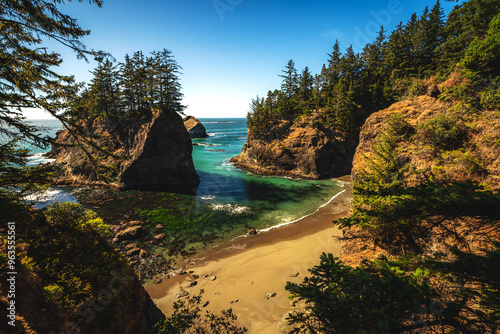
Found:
[298,66,314,103]
[150,49,184,113]
[426,0,446,72]
[120,54,137,113]
[324,40,342,88]
[438,0,500,71]
[280,59,298,99]
[88,59,120,118]
[0,0,105,148]
[131,51,148,111]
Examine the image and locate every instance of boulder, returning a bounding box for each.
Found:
[153,233,166,241]
[139,249,149,258]
[183,116,208,138]
[48,110,200,191]
[126,247,141,256]
[427,84,440,98]
[115,226,144,241]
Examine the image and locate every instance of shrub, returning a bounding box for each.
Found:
[44,202,109,236]
[417,114,467,150]
[440,70,477,106]
[480,78,500,110]
[407,78,427,98]
[285,253,430,334]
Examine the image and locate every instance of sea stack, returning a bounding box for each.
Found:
[183,116,208,138]
[48,110,200,191]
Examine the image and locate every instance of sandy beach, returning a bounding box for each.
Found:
[146,177,352,333]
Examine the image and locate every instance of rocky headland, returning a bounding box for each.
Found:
[183,116,208,138]
[353,95,500,189]
[47,111,199,191]
[342,95,500,267]
[231,114,358,179]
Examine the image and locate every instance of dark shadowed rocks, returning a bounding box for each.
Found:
[47,111,199,191]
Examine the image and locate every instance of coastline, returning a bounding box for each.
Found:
[146,175,352,333]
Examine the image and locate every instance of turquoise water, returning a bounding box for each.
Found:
[18,118,344,231]
[192,118,343,231]
[4,119,64,165]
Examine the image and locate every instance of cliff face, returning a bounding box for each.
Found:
[183,116,208,138]
[352,95,500,188]
[231,115,357,179]
[49,111,199,191]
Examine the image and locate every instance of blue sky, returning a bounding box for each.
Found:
[26,0,460,119]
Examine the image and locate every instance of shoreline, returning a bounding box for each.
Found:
[146,175,352,333]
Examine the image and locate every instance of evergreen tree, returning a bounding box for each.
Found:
[437,0,500,72]
[0,0,105,148]
[339,45,364,95]
[324,40,342,88]
[130,51,148,111]
[362,26,391,111]
[88,59,120,118]
[0,0,107,219]
[150,49,185,113]
[298,66,314,104]
[120,54,138,113]
[426,0,446,72]
[280,59,298,99]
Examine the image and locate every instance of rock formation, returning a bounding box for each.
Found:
[183,116,208,138]
[231,114,357,179]
[48,111,200,191]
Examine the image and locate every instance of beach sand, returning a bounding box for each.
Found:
[146,177,352,333]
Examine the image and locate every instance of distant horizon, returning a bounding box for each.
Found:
[24,115,248,120]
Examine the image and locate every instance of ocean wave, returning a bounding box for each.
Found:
[258,187,347,233]
[27,152,55,166]
[210,203,251,215]
[25,188,78,209]
[200,195,216,200]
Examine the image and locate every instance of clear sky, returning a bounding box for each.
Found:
[25,0,460,119]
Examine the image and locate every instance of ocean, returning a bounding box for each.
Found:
[18,118,344,234]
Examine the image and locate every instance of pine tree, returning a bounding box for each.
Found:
[88,59,120,118]
[0,0,105,148]
[279,59,298,99]
[131,51,148,111]
[426,0,446,72]
[362,27,391,111]
[324,40,342,87]
[298,66,314,104]
[0,0,107,214]
[150,49,185,113]
[437,0,500,72]
[120,54,138,113]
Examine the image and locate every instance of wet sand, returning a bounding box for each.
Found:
[146,176,352,333]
